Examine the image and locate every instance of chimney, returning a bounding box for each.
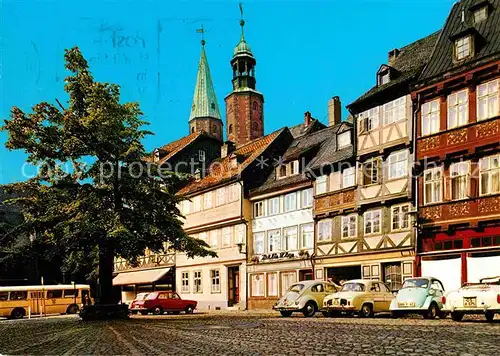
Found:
[328,96,342,126]
[304,111,312,127]
[221,140,236,158]
[388,48,400,66]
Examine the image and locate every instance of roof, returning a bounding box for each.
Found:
[419,0,500,82]
[349,31,440,109]
[178,128,287,196]
[288,119,326,138]
[189,45,221,122]
[307,122,355,171]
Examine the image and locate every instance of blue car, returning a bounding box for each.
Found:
[390,277,447,319]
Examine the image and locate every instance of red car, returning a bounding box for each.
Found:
[130,291,197,315]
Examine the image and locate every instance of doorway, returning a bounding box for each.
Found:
[325,266,361,284]
[227,266,239,307]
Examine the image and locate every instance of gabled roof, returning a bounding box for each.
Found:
[419,0,500,82]
[178,128,288,196]
[348,31,440,110]
[189,45,221,122]
[289,119,326,139]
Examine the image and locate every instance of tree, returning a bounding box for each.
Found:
[1,47,215,304]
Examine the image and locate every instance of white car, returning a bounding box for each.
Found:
[444,276,500,322]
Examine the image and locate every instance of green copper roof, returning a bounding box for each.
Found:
[189,45,221,122]
[234,34,253,57]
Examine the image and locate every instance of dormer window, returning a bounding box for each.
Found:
[337,132,351,149]
[474,5,488,23]
[276,160,300,179]
[454,35,472,61]
[380,72,390,85]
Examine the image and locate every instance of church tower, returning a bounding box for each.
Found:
[224,14,264,146]
[189,38,223,141]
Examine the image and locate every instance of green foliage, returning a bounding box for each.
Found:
[1,47,215,284]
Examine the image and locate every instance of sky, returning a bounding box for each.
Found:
[0,0,456,184]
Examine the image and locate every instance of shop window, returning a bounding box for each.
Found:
[281,272,297,292]
[384,263,402,291]
[267,273,278,297]
[251,274,265,297]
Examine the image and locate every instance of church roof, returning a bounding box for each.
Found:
[189,45,221,122]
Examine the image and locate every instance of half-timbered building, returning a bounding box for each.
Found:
[414,0,500,291]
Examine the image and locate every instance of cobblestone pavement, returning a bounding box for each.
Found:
[1,311,499,355]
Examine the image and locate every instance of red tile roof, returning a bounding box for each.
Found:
[178,129,285,196]
[145,131,204,164]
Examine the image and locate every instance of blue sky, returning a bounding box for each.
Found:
[0,0,455,184]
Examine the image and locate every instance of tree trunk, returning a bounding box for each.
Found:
[97,240,115,304]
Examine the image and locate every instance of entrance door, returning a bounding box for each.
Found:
[29,291,43,315]
[227,266,239,307]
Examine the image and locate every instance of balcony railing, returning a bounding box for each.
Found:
[114,253,175,272]
[314,188,356,215]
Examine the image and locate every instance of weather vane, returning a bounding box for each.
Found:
[196,25,205,46]
[239,2,245,37]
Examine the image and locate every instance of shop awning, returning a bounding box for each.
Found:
[112,268,171,286]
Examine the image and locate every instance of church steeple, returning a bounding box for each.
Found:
[189,34,223,141]
[225,6,264,146]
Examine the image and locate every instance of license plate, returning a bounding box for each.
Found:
[463,297,476,307]
[399,302,415,308]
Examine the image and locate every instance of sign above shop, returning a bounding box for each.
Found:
[261,252,296,261]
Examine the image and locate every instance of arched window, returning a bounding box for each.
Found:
[253,121,259,131]
[228,124,233,134]
[191,126,195,133]
[253,101,258,111]
[212,125,217,133]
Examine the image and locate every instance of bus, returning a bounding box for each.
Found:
[0,284,91,319]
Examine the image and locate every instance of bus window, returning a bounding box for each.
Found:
[0,292,8,301]
[64,289,78,298]
[10,291,27,300]
[46,290,63,299]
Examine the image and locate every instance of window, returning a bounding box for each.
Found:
[10,291,28,300]
[455,36,471,61]
[251,274,265,296]
[198,231,207,242]
[450,161,470,200]
[193,195,201,212]
[447,89,468,129]
[359,107,379,132]
[182,200,191,215]
[198,150,206,162]
[362,159,379,185]
[392,205,410,231]
[317,220,332,242]
[194,271,202,293]
[474,5,488,23]
[222,227,232,247]
[227,183,239,203]
[379,72,390,86]
[387,150,408,179]
[301,188,313,208]
[477,79,499,121]
[46,290,62,299]
[316,175,327,195]
[281,272,297,293]
[204,192,212,210]
[277,165,286,179]
[364,210,381,235]
[267,273,278,297]
[337,132,351,148]
[342,167,356,188]
[300,223,314,249]
[342,214,357,238]
[181,272,189,293]
[424,167,443,204]
[422,100,440,136]
[292,160,300,175]
[253,232,265,254]
[283,226,298,251]
[210,229,220,249]
[383,96,406,125]
[235,224,245,244]
[0,292,8,301]
[254,201,264,218]
[480,154,500,196]
[210,270,220,293]
[253,101,258,110]
[268,197,280,215]
[228,124,233,134]
[216,187,226,206]
[64,289,78,298]
[284,192,297,212]
[268,230,281,253]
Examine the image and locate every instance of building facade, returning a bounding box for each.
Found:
[414,0,500,291]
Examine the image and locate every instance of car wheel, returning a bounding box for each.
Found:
[153,306,163,315]
[359,303,374,318]
[280,311,293,317]
[390,311,401,319]
[424,303,438,320]
[485,311,495,322]
[302,302,317,317]
[185,306,194,314]
[10,308,25,320]
[451,311,464,322]
[66,304,79,315]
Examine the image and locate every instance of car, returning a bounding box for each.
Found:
[273,280,338,317]
[321,279,394,317]
[443,276,500,322]
[389,277,447,319]
[129,291,197,315]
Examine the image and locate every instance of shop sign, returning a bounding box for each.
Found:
[261,252,296,261]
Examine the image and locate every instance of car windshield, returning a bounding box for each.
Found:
[287,284,305,293]
[135,293,149,300]
[341,283,365,292]
[402,279,429,289]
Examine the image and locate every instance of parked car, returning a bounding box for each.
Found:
[443,276,500,322]
[273,280,338,317]
[130,291,197,315]
[389,277,447,319]
[321,279,394,317]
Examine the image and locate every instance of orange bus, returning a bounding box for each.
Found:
[0,284,91,319]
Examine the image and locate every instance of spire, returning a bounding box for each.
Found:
[189,40,221,122]
[234,3,253,57]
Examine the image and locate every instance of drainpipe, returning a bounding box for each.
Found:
[412,92,422,277]
[238,180,249,310]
